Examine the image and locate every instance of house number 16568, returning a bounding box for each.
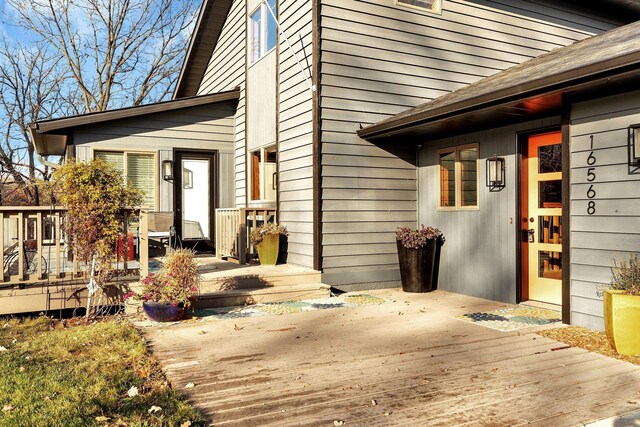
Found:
[587,135,596,215]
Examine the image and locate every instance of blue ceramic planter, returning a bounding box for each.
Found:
[142,301,185,322]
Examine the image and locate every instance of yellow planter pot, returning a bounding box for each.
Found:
[257,234,280,266]
[604,289,640,356]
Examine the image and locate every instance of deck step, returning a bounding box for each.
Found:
[193,283,331,308]
[199,269,322,292]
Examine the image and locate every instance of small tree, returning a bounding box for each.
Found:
[51,159,142,314]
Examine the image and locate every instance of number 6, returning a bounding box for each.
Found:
[587,185,596,199]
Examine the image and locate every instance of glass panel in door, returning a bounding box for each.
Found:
[181,159,210,240]
[524,131,563,305]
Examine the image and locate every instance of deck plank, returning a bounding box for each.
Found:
[142,289,640,426]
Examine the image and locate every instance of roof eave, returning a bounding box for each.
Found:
[358,51,640,141]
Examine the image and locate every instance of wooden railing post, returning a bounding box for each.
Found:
[122,210,128,271]
[139,209,149,279]
[36,211,43,279]
[0,211,4,283]
[55,213,61,279]
[17,212,24,281]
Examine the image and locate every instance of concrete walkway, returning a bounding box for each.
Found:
[142,289,640,426]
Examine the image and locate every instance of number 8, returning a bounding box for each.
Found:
[587,201,596,215]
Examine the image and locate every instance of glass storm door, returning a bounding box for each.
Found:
[175,151,217,244]
[522,131,562,305]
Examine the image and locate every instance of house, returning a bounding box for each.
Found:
[30,0,640,330]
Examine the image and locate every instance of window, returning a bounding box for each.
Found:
[94,151,156,208]
[250,0,277,63]
[250,145,277,202]
[396,0,441,14]
[437,145,478,210]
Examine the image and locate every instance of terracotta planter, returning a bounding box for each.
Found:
[142,301,185,322]
[396,238,442,293]
[604,289,640,356]
[257,234,279,265]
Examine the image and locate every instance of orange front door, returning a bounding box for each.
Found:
[521,131,563,305]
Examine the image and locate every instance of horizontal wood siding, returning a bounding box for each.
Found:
[319,0,615,286]
[72,102,236,211]
[277,0,314,268]
[569,90,640,331]
[198,0,247,207]
[418,118,559,303]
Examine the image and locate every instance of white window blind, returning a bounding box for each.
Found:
[94,151,156,208]
[127,153,155,208]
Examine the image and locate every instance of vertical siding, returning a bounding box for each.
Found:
[570,90,640,331]
[319,0,617,285]
[278,0,314,268]
[72,103,237,213]
[417,118,559,303]
[247,53,277,152]
[198,0,247,207]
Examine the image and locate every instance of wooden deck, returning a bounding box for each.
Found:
[142,290,640,426]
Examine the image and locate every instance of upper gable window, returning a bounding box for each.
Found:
[250,0,277,64]
[396,0,442,14]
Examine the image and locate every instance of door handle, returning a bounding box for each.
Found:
[528,229,535,243]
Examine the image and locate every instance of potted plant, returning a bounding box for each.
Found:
[396,225,445,293]
[130,249,200,322]
[250,223,289,266]
[599,254,640,356]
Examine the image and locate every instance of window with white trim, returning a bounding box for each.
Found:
[94,151,156,208]
[250,0,277,64]
[437,144,478,209]
[396,0,441,14]
[250,145,277,202]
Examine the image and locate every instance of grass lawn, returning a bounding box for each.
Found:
[0,316,204,427]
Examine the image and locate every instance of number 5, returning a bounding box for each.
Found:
[587,168,596,182]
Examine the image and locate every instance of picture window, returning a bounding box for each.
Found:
[250,0,277,63]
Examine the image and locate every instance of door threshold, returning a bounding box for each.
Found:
[519,300,561,312]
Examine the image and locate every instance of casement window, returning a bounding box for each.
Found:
[94,151,157,209]
[396,0,442,14]
[250,145,277,202]
[437,144,478,210]
[250,0,277,64]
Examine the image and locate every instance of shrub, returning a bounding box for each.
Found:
[136,249,200,307]
[250,222,289,245]
[598,254,640,297]
[396,225,444,250]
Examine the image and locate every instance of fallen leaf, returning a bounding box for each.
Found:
[0,346,7,352]
[2,404,13,412]
[148,406,162,414]
[267,327,296,332]
[127,386,139,397]
[185,383,195,389]
[234,324,244,331]
[19,367,25,373]
[95,416,110,422]
[334,421,345,426]
[371,399,378,406]
[180,421,192,427]
[383,412,392,416]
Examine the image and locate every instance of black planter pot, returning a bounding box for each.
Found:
[142,301,186,322]
[396,238,443,293]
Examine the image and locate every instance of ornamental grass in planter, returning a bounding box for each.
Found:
[396,225,445,293]
[127,249,200,322]
[598,254,640,356]
[250,223,289,266]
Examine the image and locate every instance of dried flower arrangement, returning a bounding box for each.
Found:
[396,225,444,250]
[249,222,289,245]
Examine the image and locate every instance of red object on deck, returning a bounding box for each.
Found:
[117,233,135,261]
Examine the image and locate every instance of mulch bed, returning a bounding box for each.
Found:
[537,326,640,366]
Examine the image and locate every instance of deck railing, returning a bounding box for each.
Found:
[1,206,148,288]
[215,208,277,264]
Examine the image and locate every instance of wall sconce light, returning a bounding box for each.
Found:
[162,160,174,181]
[486,155,505,191]
[629,124,640,166]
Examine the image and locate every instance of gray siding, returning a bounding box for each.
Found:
[418,117,560,303]
[278,0,314,268]
[198,0,247,207]
[72,102,237,212]
[319,0,617,285]
[569,90,640,331]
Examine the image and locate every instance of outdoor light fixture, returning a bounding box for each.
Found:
[486,155,505,191]
[629,124,640,166]
[162,160,174,181]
